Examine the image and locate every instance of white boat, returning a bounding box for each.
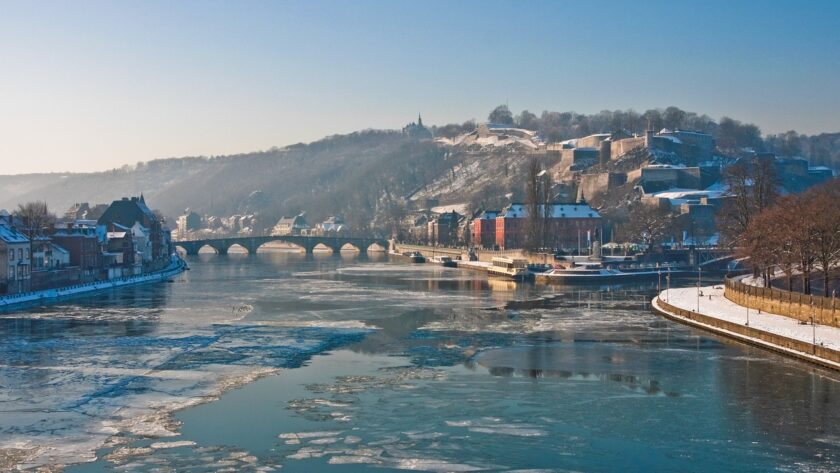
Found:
[487,257,530,281]
[536,262,669,283]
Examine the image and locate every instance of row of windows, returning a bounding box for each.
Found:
[7,248,30,260]
[8,265,29,279]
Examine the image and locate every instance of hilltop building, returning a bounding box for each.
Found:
[403,114,433,140]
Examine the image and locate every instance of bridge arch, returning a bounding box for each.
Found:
[226,243,250,254]
[366,242,387,253]
[254,239,308,254]
[339,242,362,253]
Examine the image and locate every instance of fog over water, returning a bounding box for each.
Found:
[2,252,839,472]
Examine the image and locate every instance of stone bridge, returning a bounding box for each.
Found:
[174,235,390,256]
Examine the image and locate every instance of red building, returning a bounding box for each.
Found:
[471,210,500,249]
[495,203,602,251]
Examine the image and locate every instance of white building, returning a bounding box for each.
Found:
[0,217,31,294]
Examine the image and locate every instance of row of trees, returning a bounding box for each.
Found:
[482,105,765,151]
[740,180,840,296]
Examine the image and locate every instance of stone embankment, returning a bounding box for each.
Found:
[725,274,840,327]
[652,283,840,371]
[0,255,187,312]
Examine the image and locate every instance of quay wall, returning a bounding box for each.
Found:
[654,297,840,371]
[724,276,840,328]
[394,244,551,263]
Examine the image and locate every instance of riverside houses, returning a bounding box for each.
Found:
[97,195,171,272]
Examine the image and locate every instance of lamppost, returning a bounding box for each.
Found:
[746,303,750,326]
[666,268,671,303]
[812,299,817,355]
[697,266,702,313]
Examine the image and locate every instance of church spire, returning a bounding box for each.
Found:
[417,113,423,127]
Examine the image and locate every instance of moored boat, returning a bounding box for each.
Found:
[487,257,531,281]
[388,250,426,263]
[536,262,674,284]
[428,255,457,268]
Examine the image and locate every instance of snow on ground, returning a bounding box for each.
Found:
[431,204,469,215]
[658,285,840,351]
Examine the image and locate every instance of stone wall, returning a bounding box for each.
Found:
[656,298,840,368]
[577,172,627,202]
[724,276,840,328]
[611,136,646,158]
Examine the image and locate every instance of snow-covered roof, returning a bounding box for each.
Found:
[656,135,683,144]
[107,231,128,239]
[0,224,29,244]
[501,203,601,219]
[431,204,469,215]
[648,187,728,205]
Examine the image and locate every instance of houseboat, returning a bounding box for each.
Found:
[487,257,530,281]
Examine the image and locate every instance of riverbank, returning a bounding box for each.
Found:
[0,255,187,312]
[652,285,840,371]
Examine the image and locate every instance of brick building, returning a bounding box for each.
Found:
[495,203,602,251]
[471,210,500,249]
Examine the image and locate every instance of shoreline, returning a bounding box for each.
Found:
[0,255,187,312]
[651,286,840,372]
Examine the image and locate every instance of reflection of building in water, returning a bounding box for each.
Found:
[487,278,519,293]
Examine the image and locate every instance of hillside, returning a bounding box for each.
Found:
[0,131,508,232]
[3,106,838,236]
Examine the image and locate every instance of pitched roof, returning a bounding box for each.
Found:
[97,197,158,228]
[0,224,29,244]
[501,203,601,219]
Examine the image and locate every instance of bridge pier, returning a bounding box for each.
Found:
[175,237,389,258]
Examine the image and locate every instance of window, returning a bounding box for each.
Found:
[18,249,22,260]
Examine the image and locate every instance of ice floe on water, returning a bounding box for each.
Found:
[0,314,369,470]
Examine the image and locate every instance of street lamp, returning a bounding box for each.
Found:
[666,268,671,303]
[658,270,662,294]
[697,266,702,313]
[812,300,817,354]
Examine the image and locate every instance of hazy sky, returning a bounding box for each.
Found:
[2,0,839,174]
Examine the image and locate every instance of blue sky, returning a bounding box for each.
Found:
[1,0,838,174]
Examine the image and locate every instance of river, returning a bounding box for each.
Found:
[2,251,839,472]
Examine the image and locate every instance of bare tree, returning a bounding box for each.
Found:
[620,203,677,252]
[806,182,840,295]
[14,201,56,266]
[718,157,778,247]
[524,157,542,252]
